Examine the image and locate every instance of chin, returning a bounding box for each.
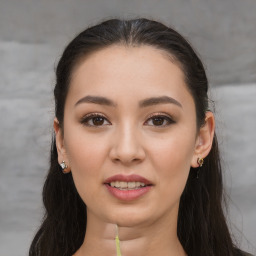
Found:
[106,207,156,228]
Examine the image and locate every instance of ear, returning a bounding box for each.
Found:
[54,118,71,173]
[191,111,215,168]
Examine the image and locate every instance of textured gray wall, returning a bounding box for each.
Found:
[0,0,255,255]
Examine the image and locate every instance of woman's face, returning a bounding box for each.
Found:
[56,45,203,227]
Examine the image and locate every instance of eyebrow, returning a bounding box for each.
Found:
[75,95,117,107]
[75,95,182,108]
[139,96,182,108]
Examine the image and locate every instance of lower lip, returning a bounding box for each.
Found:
[105,184,152,201]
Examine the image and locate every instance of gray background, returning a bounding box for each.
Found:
[0,0,255,255]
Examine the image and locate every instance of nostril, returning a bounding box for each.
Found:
[108,138,146,164]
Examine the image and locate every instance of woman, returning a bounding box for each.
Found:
[29,18,249,256]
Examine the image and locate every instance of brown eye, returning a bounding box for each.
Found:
[92,116,105,126]
[145,115,175,127]
[152,116,165,126]
[81,114,111,127]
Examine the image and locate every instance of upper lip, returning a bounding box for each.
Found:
[104,174,152,185]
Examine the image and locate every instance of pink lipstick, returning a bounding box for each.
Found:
[104,174,153,201]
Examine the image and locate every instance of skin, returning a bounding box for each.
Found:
[54,45,215,256]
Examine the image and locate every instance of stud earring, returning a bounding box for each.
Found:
[60,161,69,174]
[196,157,204,178]
[197,157,204,167]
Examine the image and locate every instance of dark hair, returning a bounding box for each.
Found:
[29,18,243,256]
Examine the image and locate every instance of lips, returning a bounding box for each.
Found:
[104,174,153,201]
[104,174,152,185]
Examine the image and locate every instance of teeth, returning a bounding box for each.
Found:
[110,181,146,190]
[128,182,135,189]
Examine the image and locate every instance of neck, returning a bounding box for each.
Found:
[74,211,186,256]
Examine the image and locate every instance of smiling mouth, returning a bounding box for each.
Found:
[104,175,153,200]
[108,181,150,190]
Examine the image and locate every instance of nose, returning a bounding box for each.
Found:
[109,124,146,165]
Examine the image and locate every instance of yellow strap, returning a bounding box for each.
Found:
[115,234,122,256]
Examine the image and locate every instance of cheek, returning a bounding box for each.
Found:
[63,127,109,200]
[150,130,195,168]
[64,125,108,172]
[148,130,195,193]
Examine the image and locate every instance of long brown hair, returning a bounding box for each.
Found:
[29,18,243,256]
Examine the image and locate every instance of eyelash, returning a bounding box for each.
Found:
[145,113,175,127]
[80,112,175,127]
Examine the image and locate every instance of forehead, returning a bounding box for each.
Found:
[71,45,185,84]
[76,44,176,65]
[68,45,193,108]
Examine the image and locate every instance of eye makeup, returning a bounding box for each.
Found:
[144,112,176,127]
[80,113,111,127]
[79,112,176,128]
